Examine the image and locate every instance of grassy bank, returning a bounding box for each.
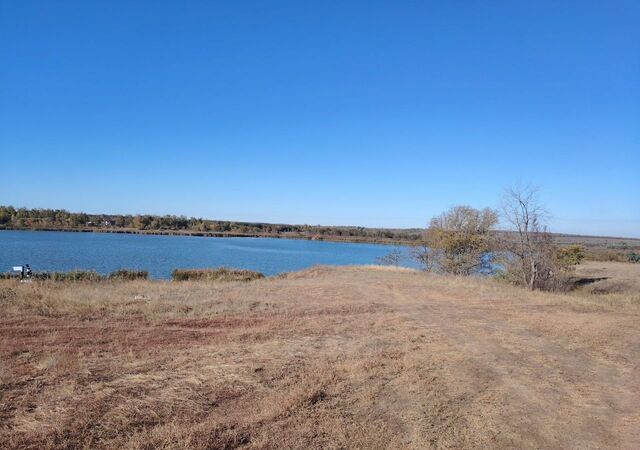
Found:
[1,268,266,283]
[0,269,149,282]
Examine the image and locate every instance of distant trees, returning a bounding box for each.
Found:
[194,220,210,232]
[132,215,152,230]
[0,209,10,225]
[0,205,421,242]
[415,205,498,275]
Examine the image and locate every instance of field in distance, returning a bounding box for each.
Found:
[1,263,639,449]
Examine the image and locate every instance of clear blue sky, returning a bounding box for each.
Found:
[1,1,638,237]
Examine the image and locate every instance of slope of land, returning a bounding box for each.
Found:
[1,265,639,449]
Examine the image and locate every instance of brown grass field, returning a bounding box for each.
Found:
[1,264,639,449]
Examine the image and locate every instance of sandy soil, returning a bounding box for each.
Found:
[1,265,638,449]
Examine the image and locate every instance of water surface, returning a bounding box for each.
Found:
[0,230,413,279]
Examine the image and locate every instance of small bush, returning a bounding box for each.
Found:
[171,268,264,282]
[494,266,575,292]
[11,271,105,282]
[556,245,585,269]
[108,269,149,280]
[493,270,515,285]
[375,249,404,266]
[3,269,150,282]
[50,271,104,282]
[627,251,640,263]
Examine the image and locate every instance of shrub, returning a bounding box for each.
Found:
[3,270,150,282]
[108,269,149,280]
[50,270,104,282]
[171,268,265,282]
[375,249,404,266]
[627,251,640,263]
[556,244,585,269]
[422,205,498,275]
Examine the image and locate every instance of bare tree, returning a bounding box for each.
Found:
[375,248,404,266]
[411,242,437,272]
[500,185,556,290]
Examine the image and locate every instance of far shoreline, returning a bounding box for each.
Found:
[0,227,412,246]
[2,226,640,248]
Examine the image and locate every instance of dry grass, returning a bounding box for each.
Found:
[584,248,638,263]
[1,265,639,449]
[171,268,265,282]
[572,261,640,302]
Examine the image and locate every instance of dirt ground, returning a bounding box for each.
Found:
[1,265,638,449]
[574,260,640,294]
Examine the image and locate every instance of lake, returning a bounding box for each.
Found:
[0,230,415,279]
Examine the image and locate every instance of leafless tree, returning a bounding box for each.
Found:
[375,249,404,266]
[411,242,437,272]
[500,185,557,290]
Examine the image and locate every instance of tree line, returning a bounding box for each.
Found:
[0,206,422,242]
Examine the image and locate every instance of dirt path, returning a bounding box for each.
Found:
[311,269,640,449]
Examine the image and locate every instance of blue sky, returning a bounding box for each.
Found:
[1,1,638,237]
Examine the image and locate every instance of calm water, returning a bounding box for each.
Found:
[0,230,414,279]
